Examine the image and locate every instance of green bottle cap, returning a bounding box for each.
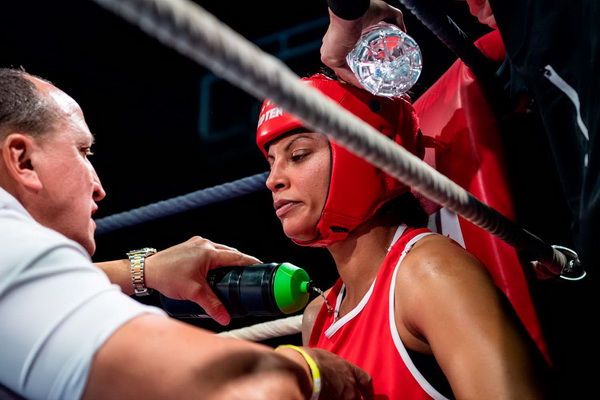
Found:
[273,262,311,314]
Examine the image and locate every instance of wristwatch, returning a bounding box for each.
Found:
[126,247,157,296]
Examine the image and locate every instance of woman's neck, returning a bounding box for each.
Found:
[327,221,400,309]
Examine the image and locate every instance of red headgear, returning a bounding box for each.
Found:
[256,73,422,246]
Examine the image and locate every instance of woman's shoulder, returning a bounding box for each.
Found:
[396,233,493,293]
[393,233,502,339]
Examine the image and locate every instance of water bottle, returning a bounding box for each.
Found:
[346,22,422,97]
[159,262,313,318]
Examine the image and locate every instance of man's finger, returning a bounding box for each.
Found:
[354,366,374,400]
[189,284,231,325]
[210,249,260,268]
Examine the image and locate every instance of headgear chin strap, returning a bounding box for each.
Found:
[256,73,423,247]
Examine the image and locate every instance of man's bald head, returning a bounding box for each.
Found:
[0,68,61,143]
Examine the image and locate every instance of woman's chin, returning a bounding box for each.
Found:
[283,226,318,243]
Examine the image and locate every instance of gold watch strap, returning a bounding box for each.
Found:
[126,247,156,296]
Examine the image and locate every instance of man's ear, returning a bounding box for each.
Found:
[1,133,43,191]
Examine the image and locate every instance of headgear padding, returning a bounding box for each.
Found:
[256,73,422,246]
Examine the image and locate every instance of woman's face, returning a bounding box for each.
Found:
[266,132,330,242]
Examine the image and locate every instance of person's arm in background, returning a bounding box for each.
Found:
[96,236,259,325]
[321,0,406,86]
[462,0,497,29]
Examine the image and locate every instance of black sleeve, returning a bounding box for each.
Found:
[327,0,370,20]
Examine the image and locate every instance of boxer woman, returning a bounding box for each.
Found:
[256,73,551,399]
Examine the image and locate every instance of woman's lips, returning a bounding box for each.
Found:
[275,200,299,218]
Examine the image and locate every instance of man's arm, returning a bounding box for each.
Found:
[83,313,373,400]
[82,314,309,400]
[96,236,260,325]
[93,238,373,399]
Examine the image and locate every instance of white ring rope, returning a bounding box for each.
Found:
[90,1,578,280]
[217,315,302,341]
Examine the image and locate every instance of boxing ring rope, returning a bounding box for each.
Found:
[95,172,268,235]
[217,315,303,341]
[397,0,495,80]
[90,0,585,281]
[396,0,508,114]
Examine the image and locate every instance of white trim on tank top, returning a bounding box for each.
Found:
[324,224,407,337]
[388,231,449,400]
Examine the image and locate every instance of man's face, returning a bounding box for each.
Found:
[28,77,106,255]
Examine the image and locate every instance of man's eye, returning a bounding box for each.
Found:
[82,147,94,156]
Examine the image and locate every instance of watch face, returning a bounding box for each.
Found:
[128,247,157,256]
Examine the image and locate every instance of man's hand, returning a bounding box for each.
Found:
[321,0,405,87]
[144,236,260,325]
[276,346,374,399]
[307,347,374,399]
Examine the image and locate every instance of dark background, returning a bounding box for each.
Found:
[0,0,580,382]
[1,1,588,392]
[0,0,493,335]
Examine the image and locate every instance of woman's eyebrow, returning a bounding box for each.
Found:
[284,134,315,152]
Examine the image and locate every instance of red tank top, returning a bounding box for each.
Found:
[309,226,449,400]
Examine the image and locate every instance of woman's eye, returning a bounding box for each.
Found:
[291,151,309,162]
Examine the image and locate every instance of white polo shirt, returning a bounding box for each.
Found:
[0,187,166,400]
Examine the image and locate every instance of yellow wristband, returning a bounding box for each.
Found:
[276,345,321,400]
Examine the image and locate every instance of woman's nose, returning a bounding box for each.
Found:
[265,162,288,192]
